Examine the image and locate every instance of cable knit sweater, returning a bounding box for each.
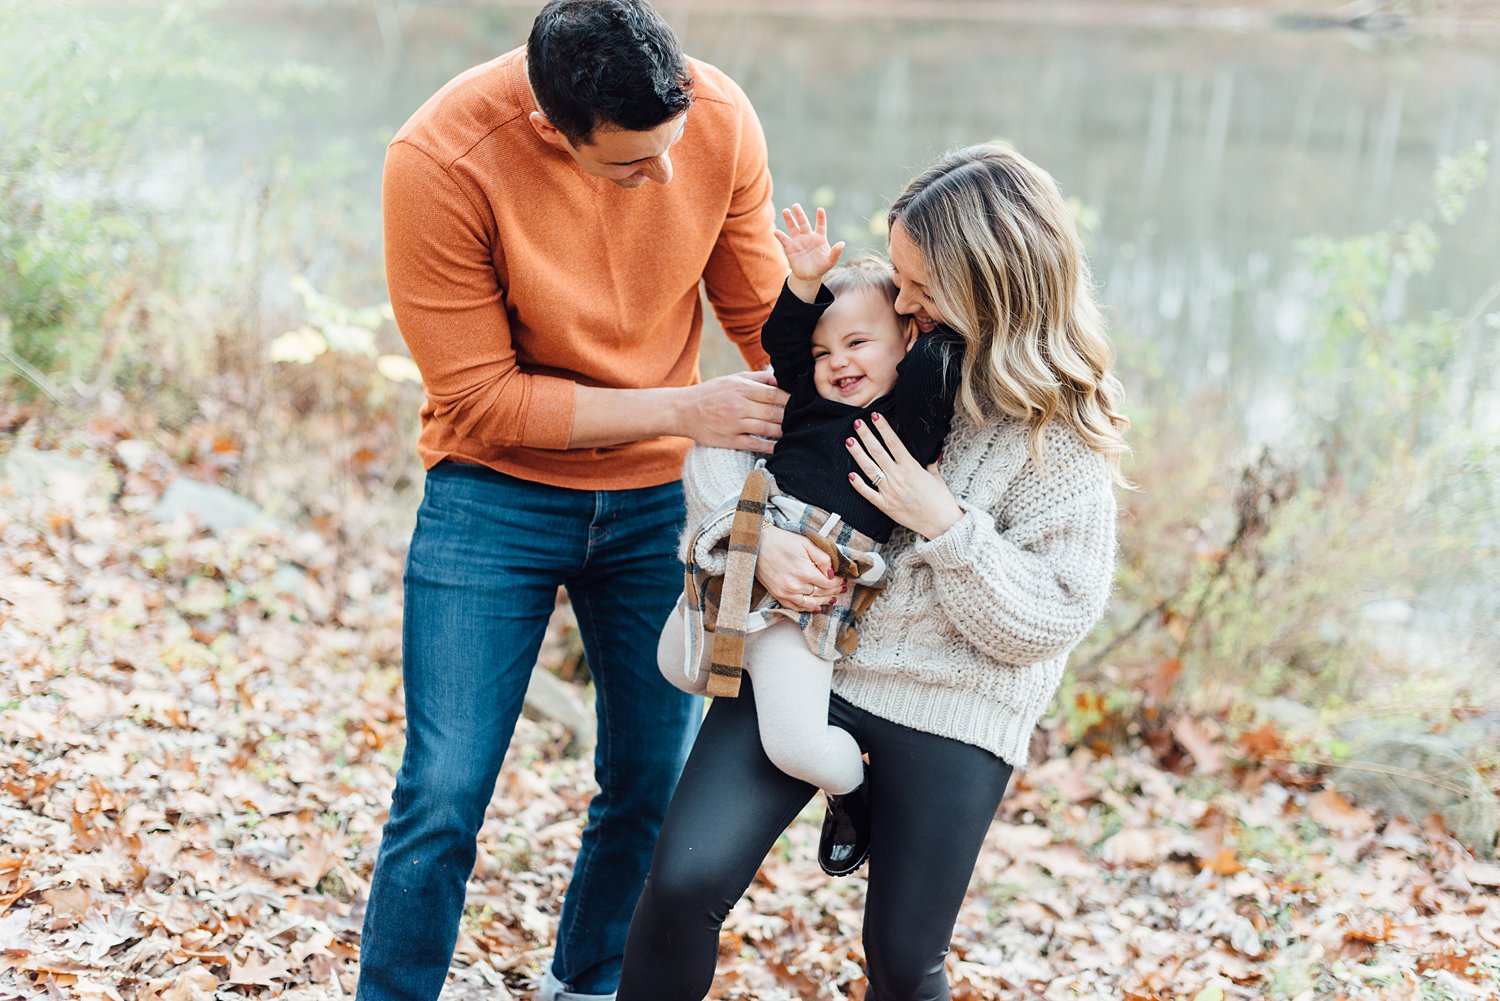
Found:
[679,417,1118,767]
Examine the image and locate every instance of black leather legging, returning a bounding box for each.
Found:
[616,676,1013,1001]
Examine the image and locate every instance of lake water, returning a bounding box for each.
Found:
[187,1,1500,432]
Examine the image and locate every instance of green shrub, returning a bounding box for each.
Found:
[1087,142,1498,716]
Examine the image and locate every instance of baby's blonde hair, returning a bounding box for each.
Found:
[822,253,898,308]
[888,144,1130,476]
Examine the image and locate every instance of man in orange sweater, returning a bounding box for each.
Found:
[356,3,787,1000]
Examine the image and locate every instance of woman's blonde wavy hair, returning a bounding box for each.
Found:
[888,143,1130,479]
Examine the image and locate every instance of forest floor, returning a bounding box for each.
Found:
[1,419,1498,1001]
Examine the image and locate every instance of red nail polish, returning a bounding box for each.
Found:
[853,419,862,429]
[872,412,881,422]
[846,437,855,447]
[848,473,856,482]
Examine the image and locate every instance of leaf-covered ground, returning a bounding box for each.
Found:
[2,429,1498,1001]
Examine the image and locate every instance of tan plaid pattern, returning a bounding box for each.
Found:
[680,465,886,698]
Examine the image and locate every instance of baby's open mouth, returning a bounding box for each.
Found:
[834,376,864,393]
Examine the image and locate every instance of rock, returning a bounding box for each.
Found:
[1332,727,1498,857]
[1,445,118,515]
[114,439,159,472]
[152,477,265,533]
[1252,696,1319,732]
[523,667,597,753]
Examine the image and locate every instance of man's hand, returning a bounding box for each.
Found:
[682,370,788,453]
[754,524,845,610]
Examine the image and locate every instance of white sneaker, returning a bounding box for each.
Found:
[538,967,617,1001]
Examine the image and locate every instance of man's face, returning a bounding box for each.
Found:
[534,112,688,189]
[810,286,914,408]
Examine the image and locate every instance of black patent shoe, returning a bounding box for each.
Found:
[818,769,871,877]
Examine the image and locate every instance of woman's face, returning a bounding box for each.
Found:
[888,222,943,333]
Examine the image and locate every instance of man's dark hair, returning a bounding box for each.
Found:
[527,0,694,147]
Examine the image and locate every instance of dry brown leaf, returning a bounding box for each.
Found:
[1236,723,1286,760]
[156,965,219,1001]
[1417,950,1477,979]
[40,885,91,919]
[1460,860,1500,887]
[1141,657,1182,706]
[1306,788,1377,837]
[1343,914,1397,943]
[1102,828,1168,867]
[0,879,33,915]
[1029,845,1094,881]
[1200,849,1244,876]
[1171,716,1225,774]
[228,953,292,987]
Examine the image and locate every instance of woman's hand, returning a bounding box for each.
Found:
[755,524,845,611]
[773,204,844,301]
[846,414,964,540]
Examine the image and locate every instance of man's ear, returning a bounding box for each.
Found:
[528,111,571,151]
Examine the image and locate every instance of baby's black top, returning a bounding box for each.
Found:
[762,281,964,543]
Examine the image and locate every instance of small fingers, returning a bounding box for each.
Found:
[743,368,780,386]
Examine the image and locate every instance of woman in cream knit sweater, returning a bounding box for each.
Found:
[617,144,1129,1001]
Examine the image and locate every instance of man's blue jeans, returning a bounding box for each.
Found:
[356,461,701,1001]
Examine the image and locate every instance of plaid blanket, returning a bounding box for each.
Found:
[676,463,887,698]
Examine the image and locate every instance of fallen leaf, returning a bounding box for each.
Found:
[153,965,219,1001]
[1102,828,1168,867]
[1306,787,1376,837]
[1201,849,1244,876]
[1237,722,1286,760]
[1417,950,1476,979]
[1344,914,1397,943]
[40,885,91,918]
[229,953,292,987]
[1460,860,1500,887]
[1172,716,1225,774]
[1142,657,1182,705]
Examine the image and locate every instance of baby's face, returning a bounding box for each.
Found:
[810,286,915,409]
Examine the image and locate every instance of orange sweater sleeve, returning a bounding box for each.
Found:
[383,140,575,450]
[701,81,781,371]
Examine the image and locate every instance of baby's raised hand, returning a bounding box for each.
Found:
[773,204,845,284]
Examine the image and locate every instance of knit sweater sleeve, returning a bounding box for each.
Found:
[911,440,1117,665]
[677,444,759,569]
